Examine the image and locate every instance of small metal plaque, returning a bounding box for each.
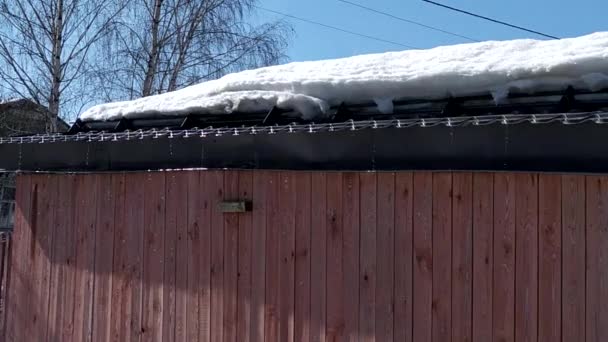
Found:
[219,201,251,213]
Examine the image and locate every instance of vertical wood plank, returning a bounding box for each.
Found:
[413,172,433,342]
[224,171,239,342]
[493,173,516,342]
[73,175,98,342]
[359,173,376,342]
[174,172,189,342]
[394,173,413,342]
[251,172,268,342]
[586,176,608,341]
[279,172,296,342]
[538,175,562,342]
[432,173,452,342]
[294,173,312,342]
[164,172,185,342]
[5,175,33,342]
[199,172,212,342]
[326,172,344,342]
[109,174,127,342]
[60,175,78,342]
[342,173,359,342]
[125,173,146,342]
[210,171,225,342]
[92,174,116,342]
[514,174,538,342]
[310,173,327,342]
[472,173,493,342]
[237,171,254,342]
[185,171,201,341]
[376,172,395,342]
[561,175,585,341]
[451,173,473,342]
[31,175,58,341]
[264,172,280,342]
[141,173,166,341]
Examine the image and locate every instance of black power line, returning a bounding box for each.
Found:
[255,6,419,49]
[337,0,478,42]
[422,0,560,40]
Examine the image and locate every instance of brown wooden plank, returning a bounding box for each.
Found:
[174,172,189,342]
[493,173,516,342]
[237,171,254,342]
[92,174,116,342]
[60,175,79,342]
[264,172,280,342]
[124,173,146,342]
[210,171,225,342]
[359,173,376,342]
[586,176,608,341]
[310,172,327,342]
[185,171,201,341]
[5,174,34,342]
[561,175,585,341]
[279,172,296,342]
[451,173,473,342]
[224,171,239,342]
[294,172,312,342]
[326,172,344,342]
[376,172,395,342]
[251,171,268,342]
[342,173,359,342]
[538,174,562,342]
[514,173,538,342]
[432,173,452,342]
[30,175,58,341]
[413,172,433,342]
[73,175,99,342]
[394,173,414,342]
[163,172,184,342]
[109,173,127,342]
[472,173,493,342]
[0,231,10,340]
[198,171,212,342]
[141,173,166,341]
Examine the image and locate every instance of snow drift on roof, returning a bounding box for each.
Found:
[80,32,608,122]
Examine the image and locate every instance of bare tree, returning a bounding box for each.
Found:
[0,0,126,131]
[97,0,291,100]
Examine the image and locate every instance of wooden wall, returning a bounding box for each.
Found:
[2,171,607,341]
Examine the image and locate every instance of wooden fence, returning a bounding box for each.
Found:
[2,171,607,341]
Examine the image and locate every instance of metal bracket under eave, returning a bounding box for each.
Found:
[262,106,281,125]
[557,85,576,112]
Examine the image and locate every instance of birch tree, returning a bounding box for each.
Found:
[97,0,291,100]
[0,0,126,131]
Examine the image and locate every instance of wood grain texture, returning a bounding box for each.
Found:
[394,173,413,342]
[413,172,433,342]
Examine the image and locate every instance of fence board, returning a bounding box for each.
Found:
[538,175,562,342]
[413,172,433,342]
[109,174,126,342]
[251,172,268,342]
[237,171,253,342]
[224,171,239,342]
[493,173,516,342]
[515,174,538,342]
[294,173,312,342]
[586,176,608,342]
[209,171,225,342]
[394,173,413,342]
[264,172,280,342]
[342,173,359,342]
[142,173,166,341]
[359,173,377,342]
[432,173,452,342]
[451,173,472,342]
[562,175,586,342]
[376,172,395,342]
[472,173,493,342]
[326,172,344,341]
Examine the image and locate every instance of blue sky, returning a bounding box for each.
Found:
[256,0,607,62]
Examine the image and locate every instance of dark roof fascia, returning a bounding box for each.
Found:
[1,112,608,173]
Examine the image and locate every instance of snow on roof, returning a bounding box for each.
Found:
[80,32,608,122]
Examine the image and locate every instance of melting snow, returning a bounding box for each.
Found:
[80,32,608,121]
